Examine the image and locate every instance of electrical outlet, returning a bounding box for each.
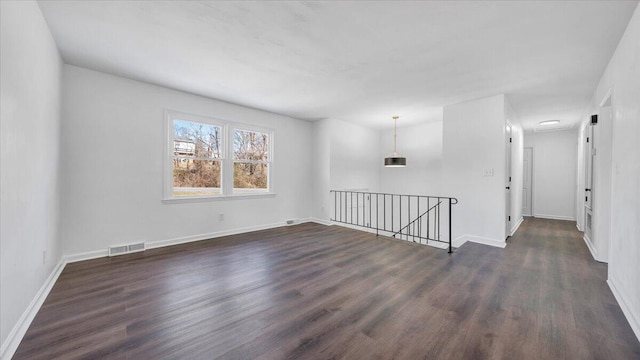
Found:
[218,213,224,221]
[483,168,494,177]
[42,250,46,265]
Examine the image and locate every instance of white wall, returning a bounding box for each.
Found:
[311,119,331,222]
[506,98,524,235]
[378,121,443,196]
[582,3,640,341]
[0,0,63,354]
[523,129,578,221]
[443,94,507,247]
[60,66,313,256]
[310,118,380,223]
[329,118,379,192]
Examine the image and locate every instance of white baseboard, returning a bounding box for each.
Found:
[63,221,297,264]
[330,221,379,235]
[145,221,287,250]
[534,213,576,221]
[454,235,507,249]
[576,223,583,232]
[1,259,66,360]
[304,217,332,226]
[509,216,524,236]
[583,234,599,261]
[65,249,109,263]
[607,278,640,343]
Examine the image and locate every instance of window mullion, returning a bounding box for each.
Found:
[223,124,233,196]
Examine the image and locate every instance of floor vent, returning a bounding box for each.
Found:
[108,243,145,257]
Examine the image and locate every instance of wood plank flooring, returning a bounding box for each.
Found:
[13,218,640,359]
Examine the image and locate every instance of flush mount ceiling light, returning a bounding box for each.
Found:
[539,120,560,126]
[384,115,406,167]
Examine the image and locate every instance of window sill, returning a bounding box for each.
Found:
[162,192,276,204]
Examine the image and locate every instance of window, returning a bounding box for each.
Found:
[165,111,273,200]
[233,128,270,194]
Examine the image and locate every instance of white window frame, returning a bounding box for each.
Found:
[163,110,275,202]
[230,124,274,195]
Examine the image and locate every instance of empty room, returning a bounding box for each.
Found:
[2,1,640,359]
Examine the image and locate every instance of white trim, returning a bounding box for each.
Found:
[509,216,524,236]
[607,278,640,343]
[582,233,608,263]
[145,222,286,250]
[161,192,276,203]
[330,222,380,235]
[305,217,333,226]
[533,214,576,221]
[598,87,613,108]
[582,234,598,261]
[65,249,109,263]
[453,235,507,249]
[1,259,66,360]
[576,223,583,232]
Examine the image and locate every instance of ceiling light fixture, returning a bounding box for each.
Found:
[539,120,560,126]
[384,116,406,167]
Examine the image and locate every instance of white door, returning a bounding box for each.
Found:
[523,147,533,216]
[505,124,512,238]
[584,124,594,242]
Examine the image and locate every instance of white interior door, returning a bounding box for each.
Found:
[505,124,512,238]
[523,147,533,216]
[584,124,594,242]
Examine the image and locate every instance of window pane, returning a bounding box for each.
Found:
[233,129,269,161]
[233,162,268,193]
[173,159,221,196]
[173,119,222,158]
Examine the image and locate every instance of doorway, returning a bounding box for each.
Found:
[584,124,594,243]
[523,147,533,216]
[505,123,512,238]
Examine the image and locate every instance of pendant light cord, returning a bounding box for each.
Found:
[393,115,399,155]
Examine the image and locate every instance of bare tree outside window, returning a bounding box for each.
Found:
[233,129,269,193]
[172,119,222,196]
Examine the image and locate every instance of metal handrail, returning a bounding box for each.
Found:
[330,190,458,253]
[393,201,441,238]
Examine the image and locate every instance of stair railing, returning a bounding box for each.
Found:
[329,190,458,253]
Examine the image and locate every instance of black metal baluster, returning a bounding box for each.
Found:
[417,197,420,243]
[376,194,379,236]
[449,198,453,253]
[390,194,393,234]
[437,198,440,242]
[369,194,371,228]
[399,195,402,239]
[408,195,411,241]
[356,192,359,226]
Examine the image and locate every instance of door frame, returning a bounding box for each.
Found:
[523,147,533,216]
[505,122,512,238]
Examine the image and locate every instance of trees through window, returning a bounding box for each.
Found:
[166,112,272,199]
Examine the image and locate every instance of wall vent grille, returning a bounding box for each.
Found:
[128,243,145,252]
[108,243,145,257]
[108,245,128,257]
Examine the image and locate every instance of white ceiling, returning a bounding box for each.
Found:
[38,1,637,129]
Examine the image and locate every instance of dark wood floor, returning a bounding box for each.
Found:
[14,218,640,359]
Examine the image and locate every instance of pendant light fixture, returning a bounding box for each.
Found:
[384,115,406,167]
